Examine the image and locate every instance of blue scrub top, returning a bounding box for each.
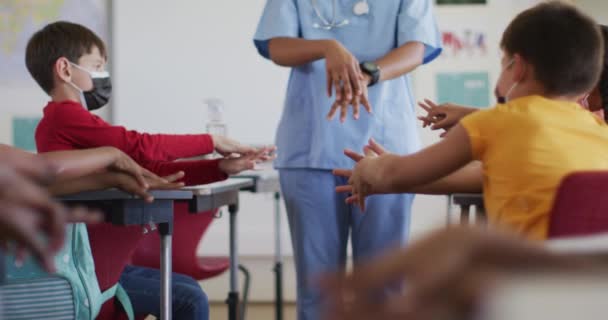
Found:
[254,0,442,170]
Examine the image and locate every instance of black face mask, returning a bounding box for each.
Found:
[69,62,112,111]
[83,76,112,111]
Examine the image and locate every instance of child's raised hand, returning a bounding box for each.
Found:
[334,141,388,211]
[417,99,476,135]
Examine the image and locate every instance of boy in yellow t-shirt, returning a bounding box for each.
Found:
[334,1,608,240]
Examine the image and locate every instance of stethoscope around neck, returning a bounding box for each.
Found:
[310,0,370,30]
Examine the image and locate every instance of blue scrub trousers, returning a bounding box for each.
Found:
[279,169,413,320]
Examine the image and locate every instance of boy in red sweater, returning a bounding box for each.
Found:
[26,21,274,319]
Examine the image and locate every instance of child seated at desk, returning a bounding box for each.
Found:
[24,21,274,320]
[418,24,608,131]
[335,1,608,241]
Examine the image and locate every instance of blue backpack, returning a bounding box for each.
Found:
[4,223,134,320]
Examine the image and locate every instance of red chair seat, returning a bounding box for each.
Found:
[548,171,608,238]
[196,256,230,280]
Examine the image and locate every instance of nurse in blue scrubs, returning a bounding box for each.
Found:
[253,1,442,319]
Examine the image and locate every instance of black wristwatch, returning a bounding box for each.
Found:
[360,61,381,87]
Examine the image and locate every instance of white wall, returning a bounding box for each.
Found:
[112,0,546,259]
[110,0,605,302]
[576,0,608,24]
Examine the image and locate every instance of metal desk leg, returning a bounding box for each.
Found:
[159,222,173,320]
[446,194,453,226]
[227,203,240,320]
[273,192,283,320]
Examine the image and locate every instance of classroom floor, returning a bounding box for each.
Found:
[145,302,297,320]
[210,302,297,320]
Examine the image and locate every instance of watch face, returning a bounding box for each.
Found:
[363,62,379,72]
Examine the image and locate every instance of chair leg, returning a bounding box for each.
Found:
[238,264,251,320]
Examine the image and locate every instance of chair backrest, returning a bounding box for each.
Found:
[87,223,143,291]
[548,171,608,238]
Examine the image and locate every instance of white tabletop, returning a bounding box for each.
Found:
[182,178,254,196]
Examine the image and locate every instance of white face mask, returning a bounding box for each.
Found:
[494,58,518,104]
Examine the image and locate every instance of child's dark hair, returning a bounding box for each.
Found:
[500,1,603,97]
[25,21,106,95]
[598,25,608,121]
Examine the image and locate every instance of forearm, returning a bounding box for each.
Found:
[40,147,119,182]
[375,42,425,82]
[374,126,474,193]
[142,159,227,186]
[405,162,483,195]
[268,38,333,67]
[47,172,115,196]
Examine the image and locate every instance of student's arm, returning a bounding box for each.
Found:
[404,161,483,195]
[142,147,275,186]
[142,159,227,186]
[39,147,133,181]
[48,104,215,162]
[47,172,125,196]
[336,146,481,197]
[344,125,473,204]
[47,171,185,202]
[376,125,473,193]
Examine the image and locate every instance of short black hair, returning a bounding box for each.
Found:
[25,21,106,95]
[500,1,603,97]
[598,25,608,121]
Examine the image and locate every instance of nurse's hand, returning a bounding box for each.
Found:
[327,74,373,122]
[324,40,364,104]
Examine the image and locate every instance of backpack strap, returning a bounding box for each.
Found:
[100,283,134,320]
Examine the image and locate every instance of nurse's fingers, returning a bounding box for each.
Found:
[358,192,366,211]
[350,64,363,96]
[342,70,353,102]
[333,169,353,178]
[344,149,364,162]
[327,70,333,97]
[361,94,373,115]
[333,72,342,100]
[340,102,348,123]
[352,98,361,120]
[336,185,352,193]
[327,101,341,120]
[346,195,358,204]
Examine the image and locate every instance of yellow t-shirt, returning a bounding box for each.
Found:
[460,95,608,240]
